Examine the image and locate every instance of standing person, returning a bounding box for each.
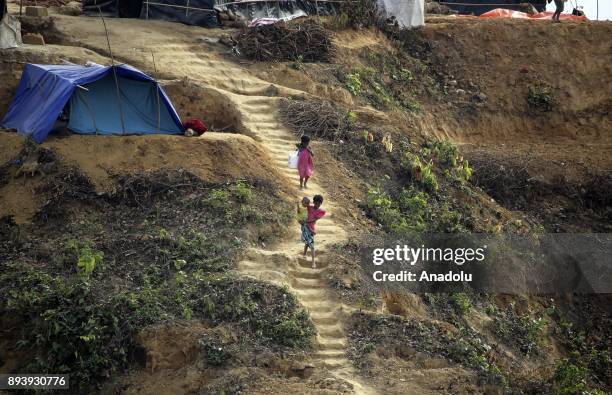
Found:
[550,0,566,22]
[296,135,314,189]
[299,195,326,268]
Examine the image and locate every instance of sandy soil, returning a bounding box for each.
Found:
[0,131,286,222]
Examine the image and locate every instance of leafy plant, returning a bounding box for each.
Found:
[425,139,473,183]
[346,73,362,95]
[552,359,590,395]
[367,187,427,235]
[451,292,472,314]
[346,110,358,125]
[232,180,253,203]
[202,188,230,209]
[67,240,103,276]
[492,305,548,355]
[527,84,554,112]
[430,139,459,167]
[200,337,232,366]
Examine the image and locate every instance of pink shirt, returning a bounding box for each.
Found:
[306,205,326,234]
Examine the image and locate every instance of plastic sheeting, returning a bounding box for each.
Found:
[140,0,219,27]
[377,0,424,28]
[480,9,588,21]
[83,0,144,17]
[1,64,183,143]
[83,0,119,16]
[440,0,546,16]
[0,14,21,49]
[218,0,339,24]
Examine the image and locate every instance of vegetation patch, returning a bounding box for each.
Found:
[348,311,507,386]
[490,304,548,356]
[0,157,309,391]
[527,83,555,112]
[338,49,436,111]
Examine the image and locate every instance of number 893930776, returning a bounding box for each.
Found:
[1,374,69,389]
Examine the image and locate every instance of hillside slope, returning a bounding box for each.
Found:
[0,7,610,394]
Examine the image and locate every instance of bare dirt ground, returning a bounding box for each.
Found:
[0,132,285,222]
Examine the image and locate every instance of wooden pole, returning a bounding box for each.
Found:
[151,50,161,134]
[98,7,126,135]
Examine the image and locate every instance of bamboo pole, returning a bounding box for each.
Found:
[98,7,126,135]
[151,50,161,134]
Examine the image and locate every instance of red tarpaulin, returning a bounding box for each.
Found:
[479,9,588,21]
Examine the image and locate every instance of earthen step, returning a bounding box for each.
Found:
[289,269,323,279]
[293,289,329,301]
[316,338,347,350]
[311,315,340,326]
[314,349,346,358]
[315,357,349,368]
[317,325,345,337]
[292,277,325,289]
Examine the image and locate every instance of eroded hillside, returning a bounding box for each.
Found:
[0,3,610,394]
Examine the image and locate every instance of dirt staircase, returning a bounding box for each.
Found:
[233,96,376,393]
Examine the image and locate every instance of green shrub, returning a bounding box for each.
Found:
[346,73,362,95]
[272,308,316,348]
[200,337,232,366]
[366,187,428,235]
[492,305,548,355]
[400,150,439,192]
[421,164,439,192]
[232,180,253,203]
[202,188,230,209]
[451,292,472,314]
[425,139,473,183]
[527,84,554,112]
[0,264,164,390]
[552,359,590,395]
[430,140,459,167]
[67,240,103,277]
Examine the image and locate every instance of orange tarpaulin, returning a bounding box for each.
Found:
[479,9,588,21]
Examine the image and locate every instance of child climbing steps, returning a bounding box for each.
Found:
[299,194,326,268]
[296,135,314,189]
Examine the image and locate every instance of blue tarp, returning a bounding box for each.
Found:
[1,63,184,143]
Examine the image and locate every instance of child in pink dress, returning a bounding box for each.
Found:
[296,135,314,189]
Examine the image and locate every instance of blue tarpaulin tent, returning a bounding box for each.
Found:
[1,63,184,143]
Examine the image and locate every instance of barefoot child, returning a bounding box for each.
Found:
[296,135,314,189]
[299,195,326,268]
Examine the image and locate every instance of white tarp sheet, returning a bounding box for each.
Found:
[377,0,424,28]
[0,14,21,49]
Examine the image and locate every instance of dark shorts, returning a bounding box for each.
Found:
[554,0,564,12]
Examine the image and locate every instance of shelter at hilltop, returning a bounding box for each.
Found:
[83,0,220,27]
[1,63,184,143]
[440,0,547,16]
[82,0,425,28]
